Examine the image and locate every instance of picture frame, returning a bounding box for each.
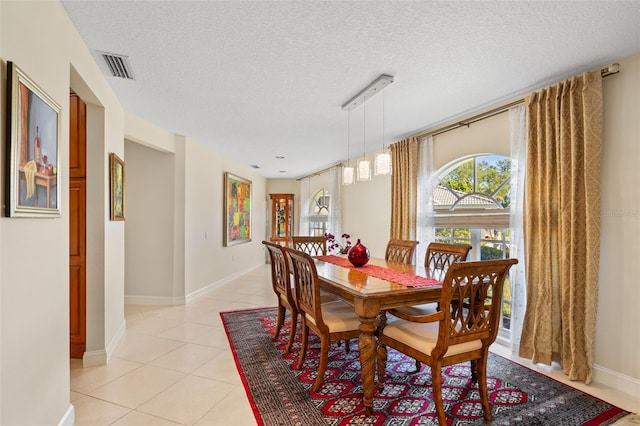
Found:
[109,153,126,221]
[5,61,62,217]
[224,172,251,246]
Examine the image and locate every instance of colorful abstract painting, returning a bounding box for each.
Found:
[224,172,251,246]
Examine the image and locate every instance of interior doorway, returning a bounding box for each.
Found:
[69,91,87,358]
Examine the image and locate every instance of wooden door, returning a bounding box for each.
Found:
[69,93,87,358]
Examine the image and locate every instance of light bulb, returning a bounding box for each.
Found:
[342,166,355,185]
[374,152,392,176]
[357,159,371,181]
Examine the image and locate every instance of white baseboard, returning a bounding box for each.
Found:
[493,341,640,401]
[82,349,107,367]
[593,363,640,399]
[125,264,263,306]
[81,319,126,367]
[106,319,127,362]
[57,404,74,426]
[124,294,185,305]
[185,263,263,303]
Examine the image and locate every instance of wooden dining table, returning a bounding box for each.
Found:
[314,256,443,416]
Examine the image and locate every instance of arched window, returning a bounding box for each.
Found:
[433,154,513,330]
[308,189,330,236]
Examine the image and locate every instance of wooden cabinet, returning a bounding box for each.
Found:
[270,194,294,246]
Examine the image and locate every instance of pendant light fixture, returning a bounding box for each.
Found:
[342,110,355,185]
[357,99,371,181]
[341,74,394,181]
[374,90,392,176]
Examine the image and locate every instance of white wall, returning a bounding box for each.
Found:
[183,138,267,298]
[124,115,268,303]
[1,1,124,424]
[342,175,392,258]
[596,53,640,386]
[432,112,510,169]
[124,141,176,302]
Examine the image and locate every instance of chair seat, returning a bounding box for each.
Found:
[391,303,437,317]
[382,318,482,358]
[306,300,361,333]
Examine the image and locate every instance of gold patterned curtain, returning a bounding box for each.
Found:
[519,71,602,383]
[390,137,418,240]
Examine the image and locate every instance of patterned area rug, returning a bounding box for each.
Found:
[221,307,630,425]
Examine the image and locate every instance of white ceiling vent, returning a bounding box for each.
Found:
[96,51,135,80]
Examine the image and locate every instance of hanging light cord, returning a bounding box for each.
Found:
[382,90,385,152]
[363,97,366,159]
[347,110,351,167]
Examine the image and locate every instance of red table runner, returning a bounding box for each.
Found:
[315,255,441,288]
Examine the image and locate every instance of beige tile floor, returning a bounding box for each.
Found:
[71,264,640,425]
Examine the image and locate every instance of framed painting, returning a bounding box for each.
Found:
[5,61,61,217]
[109,153,126,221]
[224,172,251,246]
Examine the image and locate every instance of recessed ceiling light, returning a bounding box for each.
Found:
[276,156,285,159]
[279,170,286,173]
[250,164,260,169]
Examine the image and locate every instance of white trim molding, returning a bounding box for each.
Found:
[82,349,107,367]
[124,294,185,305]
[124,263,264,306]
[57,404,74,426]
[186,263,263,304]
[592,363,640,399]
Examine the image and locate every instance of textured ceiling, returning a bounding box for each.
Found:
[61,1,640,179]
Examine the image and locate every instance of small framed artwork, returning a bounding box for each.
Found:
[109,153,126,221]
[224,172,251,246]
[5,61,61,217]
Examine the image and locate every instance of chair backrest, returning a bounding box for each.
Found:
[291,236,327,256]
[283,247,327,331]
[437,258,518,355]
[425,242,472,280]
[385,239,419,264]
[262,241,294,303]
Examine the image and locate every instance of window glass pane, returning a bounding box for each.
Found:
[309,189,330,235]
[441,161,473,195]
[436,155,510,211]
[476,156,511,208]
[310,189,330,216]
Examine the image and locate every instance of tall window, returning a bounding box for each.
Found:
[433,154,513,331]
[308,189,330,236]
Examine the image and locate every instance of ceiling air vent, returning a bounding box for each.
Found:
[96,51,135,80]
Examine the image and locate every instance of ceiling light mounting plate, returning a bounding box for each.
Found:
[341,74,394,111]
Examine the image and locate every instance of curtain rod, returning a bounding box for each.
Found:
[414,62,620,140]
[296,163,342,181]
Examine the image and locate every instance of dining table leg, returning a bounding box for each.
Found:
[354,298,380,416]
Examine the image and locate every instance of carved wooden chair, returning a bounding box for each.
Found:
[262,241,298,354]
[384,239,419,265]
[387,242,471,370]
[291,235,327,256]
[283,247,361,392]
[377,258,518,425]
